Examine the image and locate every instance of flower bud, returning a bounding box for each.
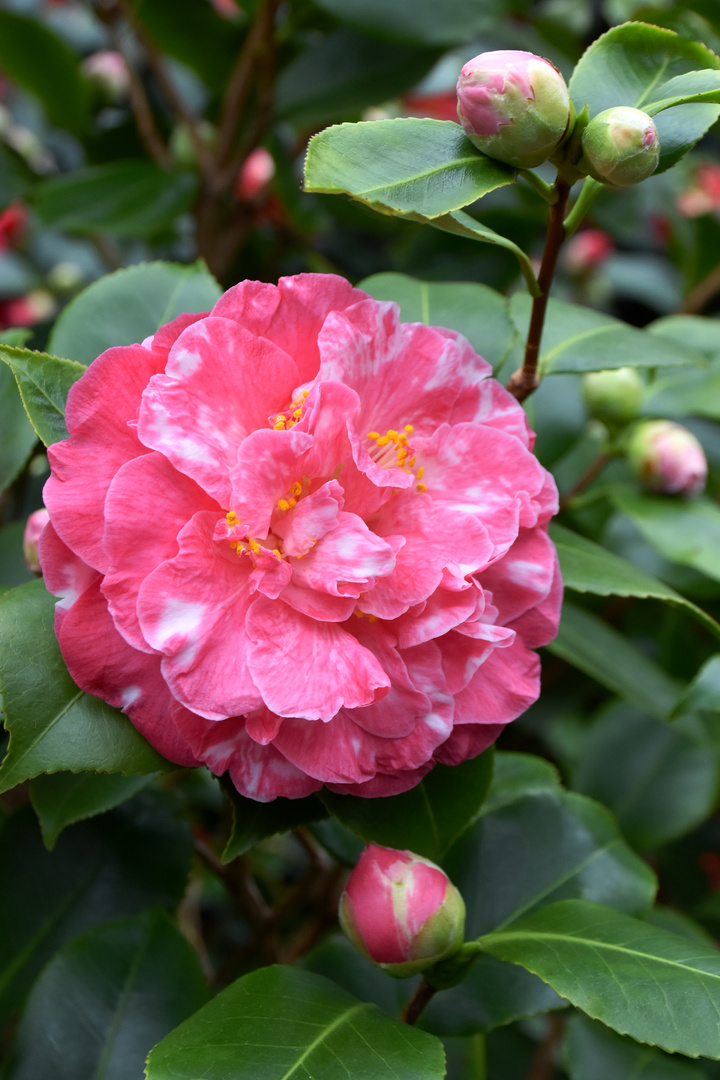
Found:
[339,844,465,977]
[236,147,276,201]
[628,420,707,496]
[456,50,571,169]
[23,508,50,575]
[583,367,643,425]
[562,228,614,275]
[581,107,659,187]
[82,51,130,103]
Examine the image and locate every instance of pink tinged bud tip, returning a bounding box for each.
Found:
[456,49,571,169]
[628,420,707,497]
[581,106,660,187]
[23,508,50,575]
[339,844,466,977]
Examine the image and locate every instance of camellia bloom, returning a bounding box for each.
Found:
[456,50,571,169]
[339,844,465,976]
[627,420,707,496]
[40,274,561,801]
[581,106,660,187]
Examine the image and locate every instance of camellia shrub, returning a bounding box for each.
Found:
[2,3,720,1079]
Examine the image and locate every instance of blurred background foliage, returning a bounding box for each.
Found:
[2,1,720,1079]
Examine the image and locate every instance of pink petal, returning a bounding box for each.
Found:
[290,511,396,598]
[274,480,343,557]
[245,598,390,720]
[478,526,562,635]
[433,723,505,766]
[230,427,314,537]
[452,639,541,726]
[39,521,99,632]
[137,511,262,719]
[148,310,209,360]
[392,582,480,649]
[137,317,302,505]
[325,762,434,797]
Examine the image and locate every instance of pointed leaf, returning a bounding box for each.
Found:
[671,655,720,717]
[550,523,720,642]
[312,0,526,46]
[359,272,517,371]
[647,69,720,114]
[145,965,446,1080]
[30,771,154,850]
[304,118,515,219]
[0,346,85,446]
[427,210,539,295]
[481,898,720,1058]
[4,911,208,1080]
[0,581,172,794]
[0,361,37,492]
[49,261,222,367]
[609,488,720,583]
[568,23,720,172]
[319,750,494,862]
[564,1014,706,1080]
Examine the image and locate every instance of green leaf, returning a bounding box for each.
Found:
[301,935,411,1018]
[647,69,720,113]
[128,0,244,91]
[0,361,37,492]
[510,294,707,374]
[30,771,155,850]
[671,654,720,717]
[312,0,526,46]
[0,793,192,1018]
[609,488,720,583]
[145,965,446,1080]
[564,1014,706,1080]
[649,314,720,359]
[304,119,516,219]
[276,29,439,126]
[320,751,495,862]
[574,703,718,850]
[4,911,207,1080]
[34,162,198,238]
[481,898,720,1058]
[0,581,173,794]
[425,210,540,296]
[0,12,89,134]
[0,346,85,446]
[547,602,682,719]
[642,365,720,420]
[481,751,562,816]
[359,272,517,371]
[550,523,720,642]
[222,788,327,862]
[49,261,222,367]
[568,23,720,172]
[0,521,34,590]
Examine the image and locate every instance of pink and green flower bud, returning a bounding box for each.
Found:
[581,107,660,187]
[583,367,643,426]
[456,50,571,169]
[339,844,466,977]
[628,420,707,496]
[23,508,50,575]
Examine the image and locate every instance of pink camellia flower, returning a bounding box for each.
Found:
[456,50,571,169]
[23,508,50,575]
[339,844,465,976]
[677,163,720,218]
[628,420,707,497]
[40,274,561,801]
[235,147,276,202]
[562,228,614,275]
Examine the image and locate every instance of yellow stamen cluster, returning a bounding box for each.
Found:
[366,424,427,493]
[354,609,378,623]
[225,511,284,560]
[277,479,305,512]
[272,390,310,430]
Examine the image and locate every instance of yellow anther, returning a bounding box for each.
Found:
[416,482,427,492]
[226,511,237,524]
[277,499,290,511]
[405,424,413,434]
[290,482,302,497]
[293,407,303,419]
[408,456,416,467]
[287,419,296,428]
[302,389,309,399]
[416,466,425,480]
[272,548,281,558]
[387,429,398,440]
[376,435,391,447]
[367,614,378,623]
[367,431,380,440]
[248,538,260,554]
[273,419,285,430]
[355,610,364,618]
[288,498,297,509]
[230,540,240,550]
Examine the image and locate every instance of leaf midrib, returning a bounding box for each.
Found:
[277,1001,371,1080]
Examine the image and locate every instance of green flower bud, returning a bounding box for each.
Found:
[627,420,707,496]
[581,106,660,187]
[582,367,643,425]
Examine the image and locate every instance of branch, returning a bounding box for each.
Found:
[401,979,438,1025]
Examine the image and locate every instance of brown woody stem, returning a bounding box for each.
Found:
[506,180,571,404]
[401,979,438,1025]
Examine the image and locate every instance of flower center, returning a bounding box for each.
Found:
[272,389,309,430]
[366,426,427,492]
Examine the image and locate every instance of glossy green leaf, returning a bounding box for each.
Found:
[320,751,494,862]
[0,581,172,794]
[0,346,84,446]
[301,935,411,1018]
[49,261,222,367]
[0,793,192,1018]
[0,361,37,491]
[671,655,720,717]
[564,1014,706,1080]
[481,898,720,1058]
[480,751,562,816]
[647,69,720,113]
[610,488,720,583]
[146,965,446,1080]
[0,11,89,134]
[649,314,720,359]
[510,294,705,375]
[4,911,207,1080]
[34,162,198,238]
[304,119,516,219]
[0,520,34,590]
[550,523,720,642]
[222,788,327,862]
[547,602,682,719]
[312,0,527,46]
[276,29,439,126]
[568,23,720,172]
[30,771,155,850]
[574,703,718,850]
[642,364,720,420]
[359,272,517,371]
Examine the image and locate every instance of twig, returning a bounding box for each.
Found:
[194,836,271,930]
[527,1013,565,1080]
[401,979,438,1025]
[506,180,571,403]
[681,261,720,315]
[559,451,612,510]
